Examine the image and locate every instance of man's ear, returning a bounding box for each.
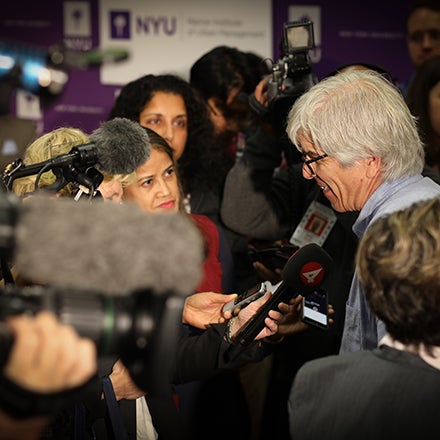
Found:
[365,155,382,178]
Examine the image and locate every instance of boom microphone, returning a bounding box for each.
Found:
[0,193,204,395]
[1,118,150,191]
[227,243,332,356]
[2,193,203,295]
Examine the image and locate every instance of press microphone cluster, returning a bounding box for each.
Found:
[227,243,332,357]
[1,117,150,192]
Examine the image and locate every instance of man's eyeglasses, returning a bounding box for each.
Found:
[301,152,328,175]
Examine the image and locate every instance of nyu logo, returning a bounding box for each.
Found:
[110,11,131,39]
[109,11,177,39]
[64,1,91,37]
[135,16,177,36]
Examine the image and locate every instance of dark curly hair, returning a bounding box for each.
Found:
[189,45,267,132]
[108,74,229,195]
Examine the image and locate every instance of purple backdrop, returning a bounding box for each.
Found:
[1,0,414,136]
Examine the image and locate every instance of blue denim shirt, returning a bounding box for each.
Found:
[339,175,440,353]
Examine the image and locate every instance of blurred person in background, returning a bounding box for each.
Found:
[402,0,440,94]
[406,55,440,172]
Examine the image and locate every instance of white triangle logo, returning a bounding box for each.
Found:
[302,268,322,284]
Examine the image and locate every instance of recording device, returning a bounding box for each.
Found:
[267,20,316,105]
[0,40,129,96]
[248,243,299,271]
[0,192,204,395]
[222,282,268,315]
[226,243,332,359]
[301,288,328,330]
[0,193,203,294]
[0,284,183,395]
[248,20,317,138]
[0,117,150,194]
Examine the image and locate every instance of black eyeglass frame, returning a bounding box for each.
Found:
[301,153,328,175]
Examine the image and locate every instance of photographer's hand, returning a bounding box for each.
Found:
[253,75,270,108]
[4,311,96,393]
[0,312,97,440]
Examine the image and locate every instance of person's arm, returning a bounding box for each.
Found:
[173,292,283,384]
[220,126,309,241]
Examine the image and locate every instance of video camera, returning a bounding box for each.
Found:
[267,20,316,105]
[0,284,183,395]
[0,41,69,97]
[0,41,130,98]
[0,192,192,397]
[248,20,317,139]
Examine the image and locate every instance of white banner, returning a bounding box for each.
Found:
[99,0,272,84]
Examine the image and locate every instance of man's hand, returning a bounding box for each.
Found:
[109,359,145,401]
[182,292,237,329]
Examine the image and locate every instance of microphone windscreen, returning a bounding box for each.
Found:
[282,243,332,294]
[13,196,203,295]
[90,118,150,175]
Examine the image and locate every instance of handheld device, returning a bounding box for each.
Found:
[301,288,328,330]
[226,243,332,361]
[222,282,268,315]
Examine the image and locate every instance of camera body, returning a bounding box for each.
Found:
[0,41,69,97]
[267,20,316,105]
[0,284,184,394]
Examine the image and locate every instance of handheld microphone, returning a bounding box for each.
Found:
[1,118,150,190]
[228,243,332,352]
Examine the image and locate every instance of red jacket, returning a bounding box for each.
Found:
[191,213,223,293]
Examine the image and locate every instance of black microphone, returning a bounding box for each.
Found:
[2,118,150,190]
[228,243,332,353]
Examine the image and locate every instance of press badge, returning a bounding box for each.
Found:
[289,200,337,248]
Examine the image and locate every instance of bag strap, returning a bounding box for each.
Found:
[74,402,86,440]
[102,375,129,440]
